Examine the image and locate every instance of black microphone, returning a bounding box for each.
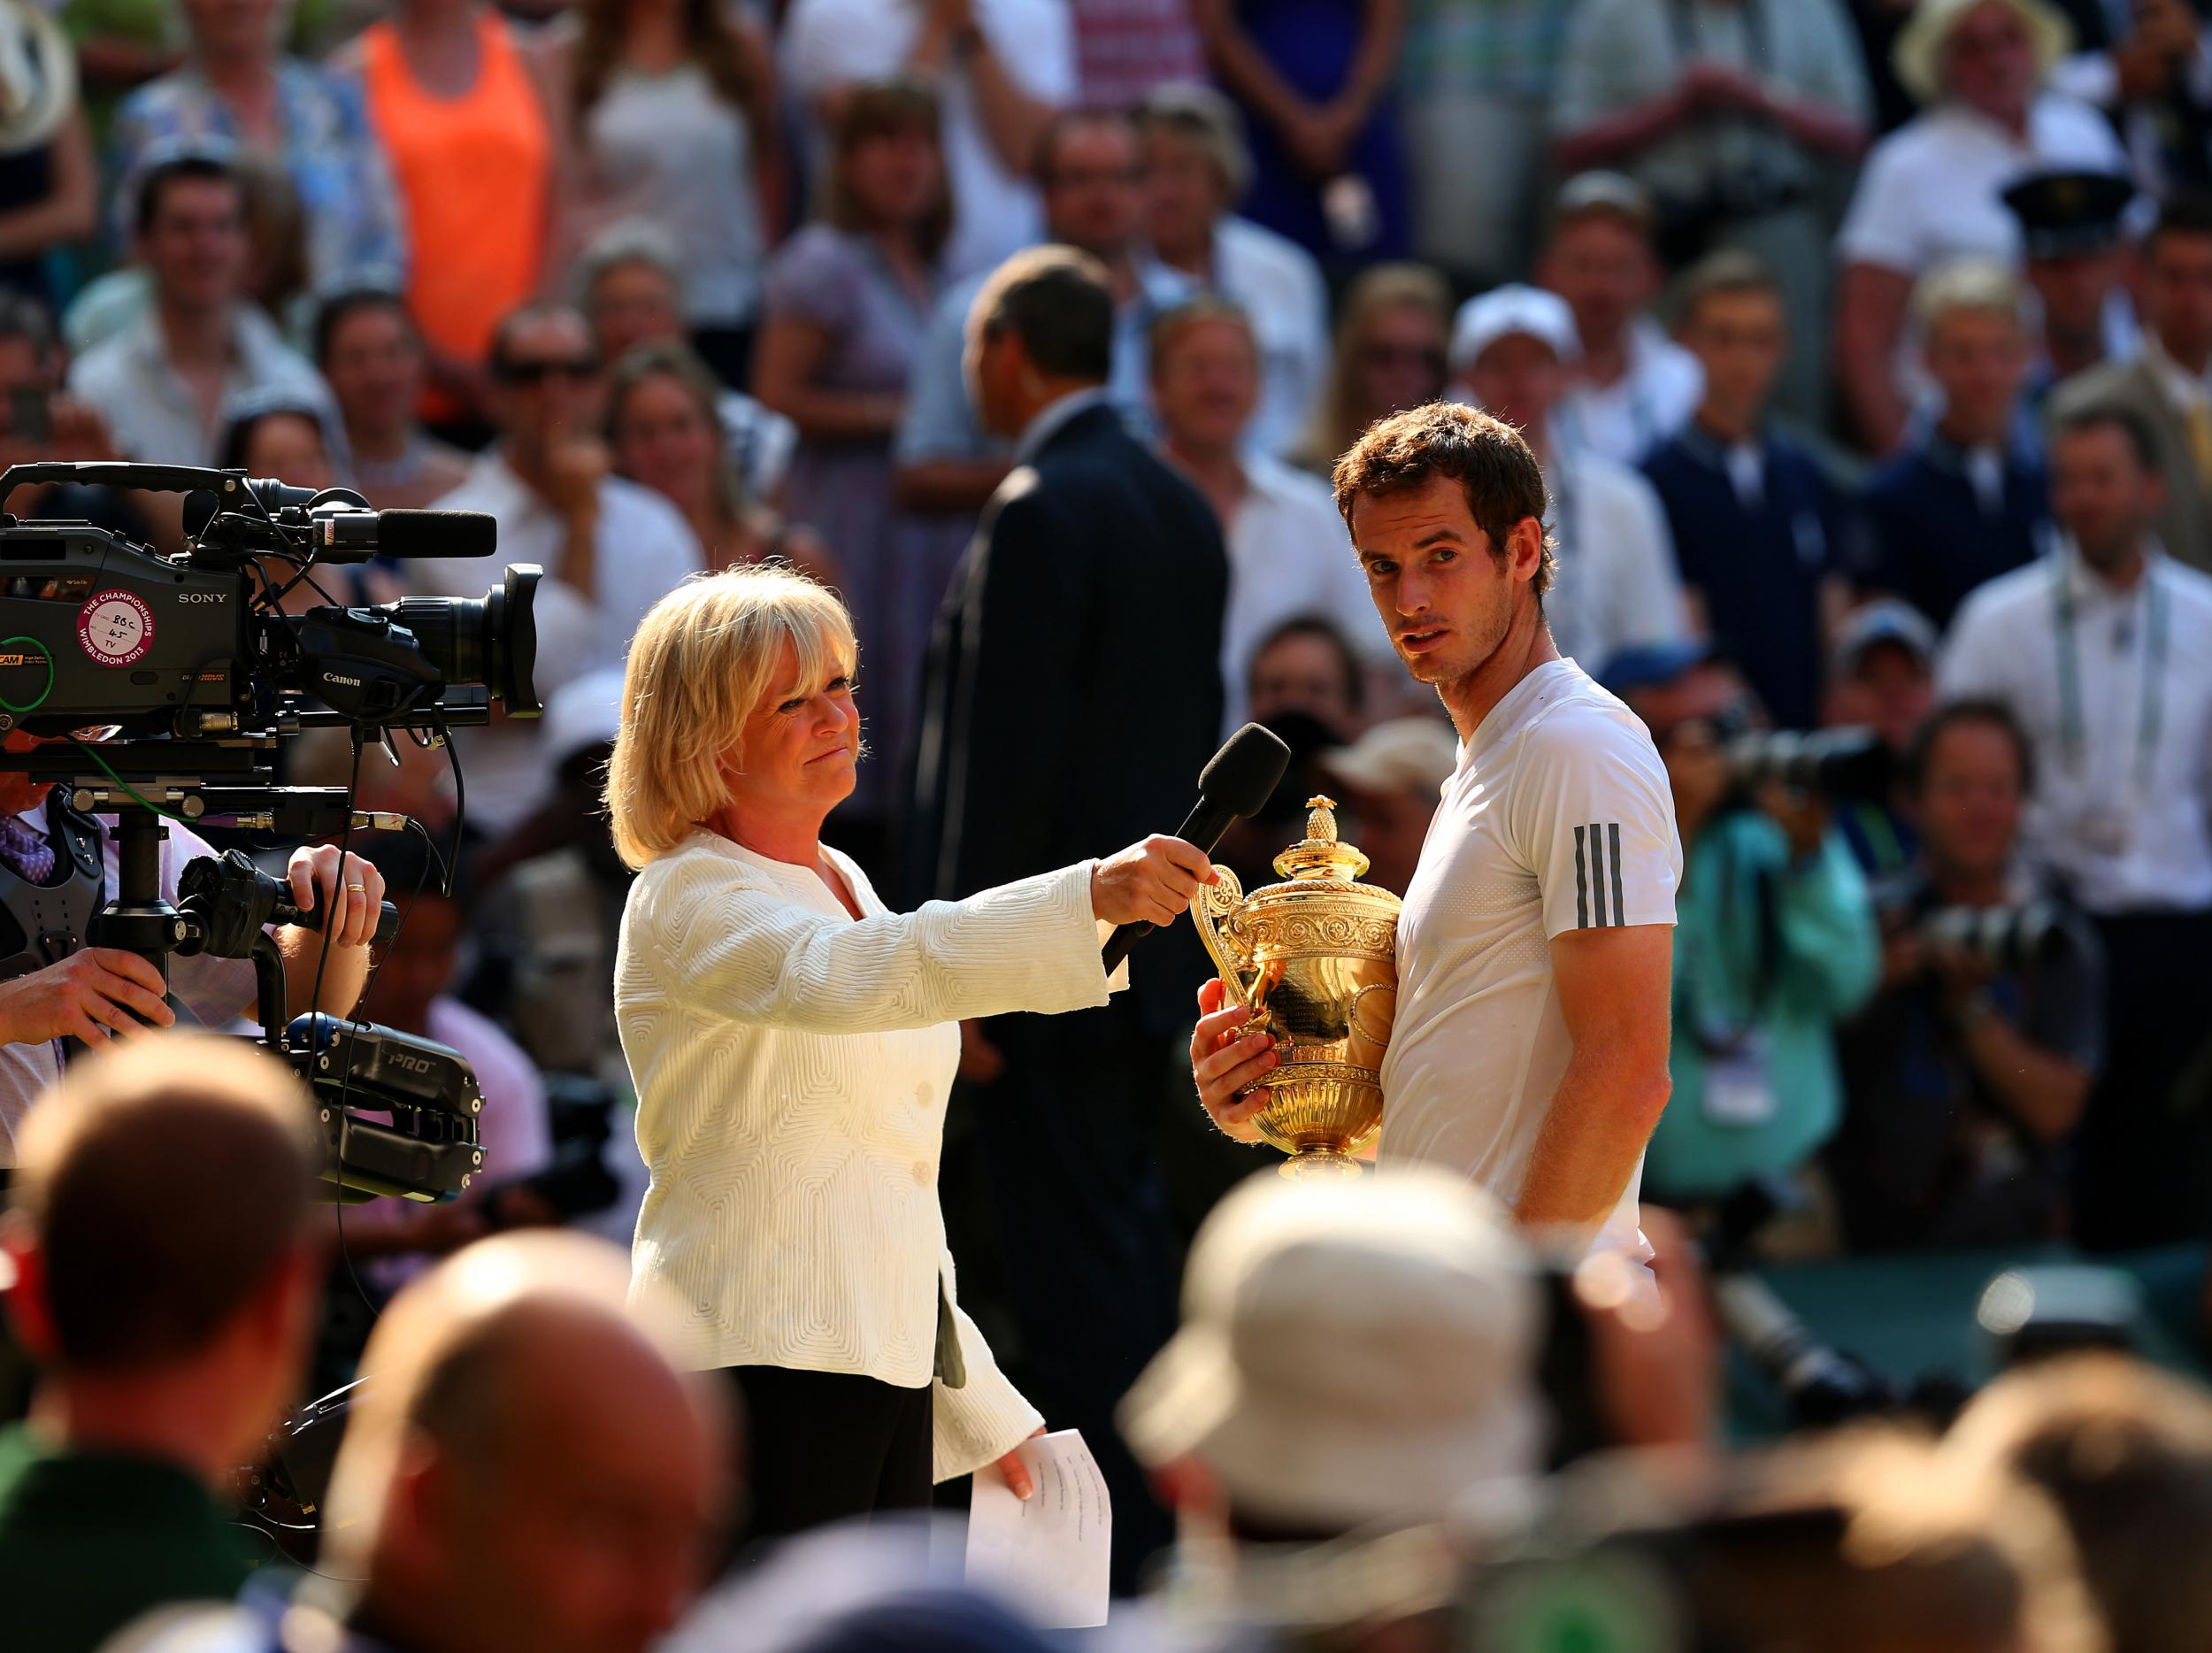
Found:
[321,509,499,559]
[1100,723,1290,973]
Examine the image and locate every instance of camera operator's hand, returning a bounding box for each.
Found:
[285,845,388,950]
[0,948,174,1046]
[1755,780,1829,863]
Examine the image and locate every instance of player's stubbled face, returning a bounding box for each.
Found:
[1350,476,1517,688]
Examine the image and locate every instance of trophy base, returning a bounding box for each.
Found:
[1278,1149,1364,1181]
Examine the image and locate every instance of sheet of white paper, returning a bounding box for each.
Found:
[964,1428,1113,1628]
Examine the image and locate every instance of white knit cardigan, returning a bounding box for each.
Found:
[615,830,1113,1480]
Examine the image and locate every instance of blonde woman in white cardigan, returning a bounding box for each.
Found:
[605,565,1217,1545]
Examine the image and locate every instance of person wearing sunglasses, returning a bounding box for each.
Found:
[1600,639,1878,1254]
[407,300,703,839]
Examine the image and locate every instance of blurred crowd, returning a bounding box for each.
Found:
[5,0,2212,1645]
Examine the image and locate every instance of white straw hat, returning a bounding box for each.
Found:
[1892,0,2073,109]
[1119,1166,1544,1533]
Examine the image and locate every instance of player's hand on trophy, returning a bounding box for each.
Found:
[1089,834,1215,927]
[0,948,175,1046]
[1190,977,1273,1142]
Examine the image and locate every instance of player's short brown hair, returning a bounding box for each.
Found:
[1332,400,1556,597]
[8,1034,320,1371]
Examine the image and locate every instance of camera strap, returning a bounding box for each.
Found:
[0,793,104,981]
[2051,556,2169,795]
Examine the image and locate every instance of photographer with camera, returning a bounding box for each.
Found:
[0,739,388,1172]
[1832,701,2104,1251]
[1940,403,2212,1249]
[1603,641,1878,1249]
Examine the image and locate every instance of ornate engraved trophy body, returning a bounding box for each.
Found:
[1191,797,1402,1178]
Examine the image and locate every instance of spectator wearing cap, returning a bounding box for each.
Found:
[107,4,404,298]
[313,288,472,511]
[1642,252,1851,733]
[1855,260,2056,632]
[1153,296,1388,737]
[1135,83,1328,460]
[2051,194,2212,573]
[67,150,330,469]
[1119,1166,1542,1559]
[578,223,798,510]
[1540,172,1706,468]
[1939,402,2212,1249]
[2002,168,2139,407]
[1824,598,1939,884]
[1448,282,1689,675]
[1605,641,1876,1235]
[1552,0,1870,426]
[1320,717,1457,896]
[1834,0,2125,455]
[784,0,1074,283]
[411,301,702,838]
[1832,699,2103,1251]
[0,1037,325,1653]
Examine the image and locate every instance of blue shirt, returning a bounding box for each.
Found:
[1855,429,2055,630]
[1643,423,1845,731]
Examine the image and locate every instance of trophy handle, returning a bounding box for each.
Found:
[1190,867,1259,1010]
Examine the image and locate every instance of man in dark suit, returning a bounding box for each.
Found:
[909,246,1227,1588]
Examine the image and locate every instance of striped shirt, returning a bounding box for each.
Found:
[1379,659,1682,1260]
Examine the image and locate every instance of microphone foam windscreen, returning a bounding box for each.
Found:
[1199,723,1292,818]
[376,509,497,558]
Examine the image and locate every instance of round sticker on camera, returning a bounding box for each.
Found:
[77,589,153,667]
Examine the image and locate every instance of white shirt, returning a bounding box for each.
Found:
[1554,317,1703,468]
[411,453,702,834]
[1939,541,2212,915]
[1543,443,1691,674]
[1211,217,1329,461]
[1219,452,1393,734]
[1379,659,1681,1260]
[67,303,332,468]
[0,810,253,1165]
[783,0,1078,281]
[1837,95,2127,278]
[616,834,1111,1478]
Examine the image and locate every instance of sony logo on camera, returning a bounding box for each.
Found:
[176,592,227,604]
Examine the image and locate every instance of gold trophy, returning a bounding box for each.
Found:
[1191,796,1401,1178]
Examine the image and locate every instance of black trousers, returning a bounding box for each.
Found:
[2074,908,2212,1250]
[721,1365,932,1548]
[974,996,1179,1594]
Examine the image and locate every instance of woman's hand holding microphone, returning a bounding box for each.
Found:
[1088,834,1217,927]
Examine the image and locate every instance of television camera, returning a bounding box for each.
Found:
[0,461,541,1204]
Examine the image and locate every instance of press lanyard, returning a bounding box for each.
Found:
[2053,558,2169,792]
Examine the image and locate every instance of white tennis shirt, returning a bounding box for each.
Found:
[1378,659,1682,1258]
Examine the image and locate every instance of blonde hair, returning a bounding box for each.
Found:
[1913,256,2028,338]
[1297,262,1451,473]
[603,566,858,869]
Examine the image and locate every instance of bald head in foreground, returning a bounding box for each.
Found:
[316,1231,733,1653]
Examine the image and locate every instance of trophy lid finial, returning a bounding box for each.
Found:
[1274,794,1371,881]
